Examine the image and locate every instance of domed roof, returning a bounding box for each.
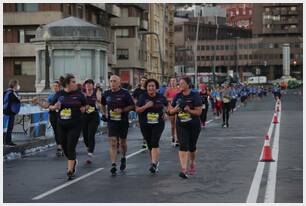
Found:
[33,16,109,42]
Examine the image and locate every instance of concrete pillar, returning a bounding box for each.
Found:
[35,49,41,84]
[49,49,54,83]
[104,51,108,87]
[75,48,81,82]
[269,66,275,80]
[282,43,290,77]
[95,49,100,84]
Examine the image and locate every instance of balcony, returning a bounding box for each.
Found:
[4,43,36,57]
[106,4,121,17]
[140,20,148,31]
[4,11,63,26]
[111,17,140,27]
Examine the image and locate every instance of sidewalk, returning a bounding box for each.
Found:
[3,125,109,161]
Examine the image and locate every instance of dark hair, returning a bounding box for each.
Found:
[180,76,192,86]
[140,76,148,80]
[62,73,75,88]
[144,78,160,90]
[8,79,19,89]
[84,79,95,85]
[52,80,60,85]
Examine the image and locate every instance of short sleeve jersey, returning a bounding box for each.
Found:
[84,91,98,115]
[101,88,134,123]
[51,90,87,126]
[136,93,168,124]
[171,91,202,124]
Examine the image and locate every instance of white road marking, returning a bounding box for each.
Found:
[32,148,148,201]
[32,168,105,200]
[246,112,276,203]
[264,104,281,203]
[205,119,213,124]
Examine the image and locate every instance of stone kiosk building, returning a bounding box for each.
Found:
[32,16,109,92]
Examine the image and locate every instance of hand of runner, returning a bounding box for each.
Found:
[114,108,123,113]
[144,101,154,109]
[184,105,191,113]
[54,101,61,109]
[80,106,86,113]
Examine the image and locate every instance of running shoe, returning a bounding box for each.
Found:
[111,163,117,176]
[120,157,126,171]
[179,171,189,179]
[171,138,176,147]
[189,164,196,175]
[86,153,93,164]
[72,159,78,175]
[175,140,180,147]
[222,123,226,128]
[142,141,148,149]
[67,170,74,180]
[201,122,205,128]
[56,148,63,157]
[226,123,229,128]
[149,163,157,174]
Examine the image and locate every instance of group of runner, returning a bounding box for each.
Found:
[32,73,271,180]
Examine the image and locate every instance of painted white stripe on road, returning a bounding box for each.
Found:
[264,104,281,203]
[246,113,276,203]
[206,119,213,124]
[32,167,105,200]
[32,148,148,201]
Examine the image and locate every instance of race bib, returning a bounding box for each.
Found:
[223,96,230,103]
[147,113,159,124]
[178,112,192,122]
[60,108,72,120]
[110,110,121,121]
[86,106,95,114]
[202,104,206,109]
[216,96,221,101]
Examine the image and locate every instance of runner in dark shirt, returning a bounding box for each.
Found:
[169,77,202,179]
[50,74,86,180]
[101,75,135,176]
[136,78,168,174]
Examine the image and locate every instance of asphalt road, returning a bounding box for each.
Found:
[3,89,303,203]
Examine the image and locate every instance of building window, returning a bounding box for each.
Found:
[290,6,297,11]
[117,49,129,60]
[265,8,270,12]
[18,29,36,43]
[14,61,35,76]
[244,54,248,60]
[201,46,205,50]
[220,56,224,61]
[52,50,75,80]
[216,56,220,61]
[206,45,210,50]
[16,3,38,12]
[220,45,224,50]
[225,45,229,50]
[116,29,129,38]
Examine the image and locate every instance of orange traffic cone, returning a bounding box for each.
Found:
[273,112,278,124]
[261,136,274,162]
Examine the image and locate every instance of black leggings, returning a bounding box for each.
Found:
[58,123,82,160]
[82,112,99,153]
[177,120,201,152]
[200,107,208,124]
[49,112,60,145]
[222,102,231,124]
[230,99,237,111]
[140,122,165,150]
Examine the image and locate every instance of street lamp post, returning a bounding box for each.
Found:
[212,15,218,88]
[138,31,164,83]
[43,31,51,91]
